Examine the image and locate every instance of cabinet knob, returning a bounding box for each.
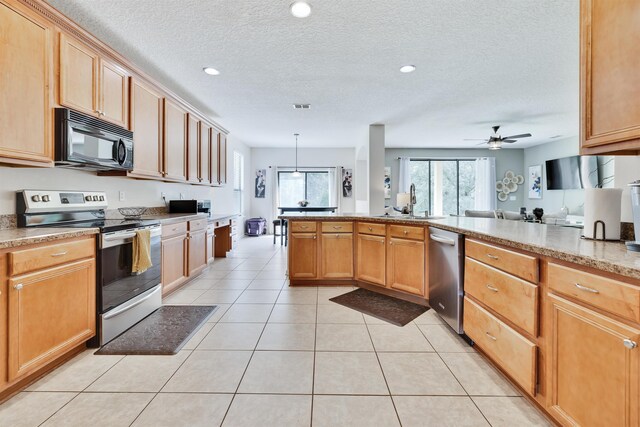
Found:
[368,227,373,231]
[14,284,23,291]
[313,235,317,239]
[623,339,637,349]
[403,230,408,235]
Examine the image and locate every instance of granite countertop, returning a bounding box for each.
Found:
[0,227,99,250]
[280,213,640,281]
[139,213,238,225]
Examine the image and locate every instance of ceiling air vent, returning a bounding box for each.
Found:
[293,104,311,109]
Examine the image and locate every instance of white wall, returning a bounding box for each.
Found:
[385,147,526,213]
[613,156,640,222]
[212,136,252,218]
[249,147,356,229]
[0,138,251,217]
[369,125,386,215]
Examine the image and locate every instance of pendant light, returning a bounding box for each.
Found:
[292,133,301,177]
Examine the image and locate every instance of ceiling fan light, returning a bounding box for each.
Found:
[488,141,501,150]
[290,1,312,18]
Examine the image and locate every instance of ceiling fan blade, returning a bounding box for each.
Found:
[502,133,531,139]
[502,139,517,143]
[476,141,487,146]
[463,139,488,141]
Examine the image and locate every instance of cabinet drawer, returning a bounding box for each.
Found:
[389,224,425,240]
[162,221,188,239]
[188,218,207,232]
[321,221,353,233]
[357,222,386,236]
[290,221,317,232]
[466,239,538,283]
[10,238,95,276]
[463,297,537,395]
[548,262,640,323]
[465,258,538,336]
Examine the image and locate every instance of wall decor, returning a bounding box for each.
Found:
[384,167,391,199]
[495,170,524,202]
[528,165,542,199]
[342,168,353,198]
[255,169,266,198]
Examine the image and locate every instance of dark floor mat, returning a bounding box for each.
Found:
[330,288,429,326]
[95,305,217,355]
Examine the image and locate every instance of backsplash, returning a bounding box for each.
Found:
[0,214,16,230]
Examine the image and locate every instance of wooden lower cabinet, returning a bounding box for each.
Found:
[321,233,354,279]
[289,233,317,279]
[187,229,207,276]
[547,294,640,426]
[387,237,426,296]
[8,258,95,381]
[356,233,386,286]
[161,233,187,295]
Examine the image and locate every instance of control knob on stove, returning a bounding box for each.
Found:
[93,195,99,201]
[31,195,41,202]
[85,195,92,202]
[42,195,50,202]
[99,195,105,201]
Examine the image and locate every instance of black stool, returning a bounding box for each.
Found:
[273,219,288,246]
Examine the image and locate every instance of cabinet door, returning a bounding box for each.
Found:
[206,229,215,263]
[163,99,187,181]
[199,122,211,185]
[289,233,317,279]
[218,133,227,185]
[59,33,98,116]
[0,2,54,165]
[187,230,207,276]
[99,58,129,128]
[321,233,354,279]
[387,238,425,296]
[161,234,186,295]
[8,259,96,381]
[581,0,640,151]
[210,128,220,185]
[130,78,163,178]
[548,294,639,426]
[186,114,199,183]
[356,234,386,286]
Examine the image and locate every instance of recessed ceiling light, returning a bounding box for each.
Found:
[399,65,416,73]
[203,67,220,76]
[290,1,312,18]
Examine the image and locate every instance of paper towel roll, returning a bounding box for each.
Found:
[583,188,623,240]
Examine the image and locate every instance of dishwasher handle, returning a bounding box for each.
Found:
[429,233,456,246]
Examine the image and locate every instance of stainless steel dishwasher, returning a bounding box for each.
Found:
[428,228,465,333]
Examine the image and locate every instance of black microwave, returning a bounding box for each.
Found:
[55,108,134,171]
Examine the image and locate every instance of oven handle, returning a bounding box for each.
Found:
[103,226,162,241]
[102,285,162,320]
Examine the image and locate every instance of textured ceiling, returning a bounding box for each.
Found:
[46,0,579,149]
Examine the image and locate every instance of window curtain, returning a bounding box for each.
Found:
[398,157,411,194]
[474,157,496,210]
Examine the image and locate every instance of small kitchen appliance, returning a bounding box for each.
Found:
[627,181,640,252]
[169,199,212,217]
[17,190,161,346]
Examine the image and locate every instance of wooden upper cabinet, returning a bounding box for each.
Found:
[130,78,163,178]
[0,1,54,166]
[210,128,221,185]
[199,122,211,185]
[59,33,98,116]
[60,33,129,128]
[218,132,228,185]
[99,58,129,128]
[580,0,640,154]
[547,294,639,426]
[163,99,187,181]
[186,114,199,183]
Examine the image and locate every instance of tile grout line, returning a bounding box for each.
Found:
[309,285,319,426]
[362,318,404,426]
[218,248,284,426]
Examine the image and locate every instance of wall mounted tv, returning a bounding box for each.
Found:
[545,155,598,190]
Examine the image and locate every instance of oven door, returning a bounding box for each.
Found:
[99,226,162,314]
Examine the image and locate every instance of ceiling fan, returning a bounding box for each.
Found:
[464,125,532,150]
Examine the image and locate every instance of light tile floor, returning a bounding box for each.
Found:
[0,236,551,426]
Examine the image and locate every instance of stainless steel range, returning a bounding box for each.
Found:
[16,190,162,346]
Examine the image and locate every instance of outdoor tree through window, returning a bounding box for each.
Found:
[409,159,475,216]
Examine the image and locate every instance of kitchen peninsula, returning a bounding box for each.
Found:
[282,213,640,426]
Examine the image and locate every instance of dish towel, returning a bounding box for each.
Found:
[132,229,152,274]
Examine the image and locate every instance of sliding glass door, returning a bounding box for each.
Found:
[410,159,476,216]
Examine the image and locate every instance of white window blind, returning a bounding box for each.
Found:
[233,151,244,214]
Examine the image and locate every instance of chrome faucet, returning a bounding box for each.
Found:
[409,183,416,217]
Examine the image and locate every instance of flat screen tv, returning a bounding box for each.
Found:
[545,156,598,190]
